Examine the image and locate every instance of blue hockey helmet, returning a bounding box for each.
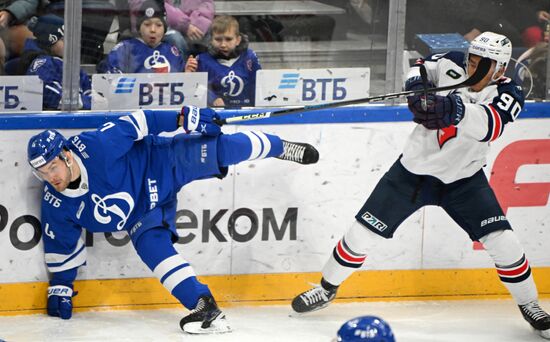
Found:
[336,316,395,342]
[27,129,68,169]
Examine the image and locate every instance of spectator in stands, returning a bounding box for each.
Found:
[17,14,92,110]
[99,0,184,74]
[185,15,261,108]
[41,0,116,64]
[0,0,37,71]
[128,0,214,58]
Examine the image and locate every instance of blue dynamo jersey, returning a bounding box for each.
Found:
[103,38,185,73]
[39,110,208,273]
[197,49,261,107]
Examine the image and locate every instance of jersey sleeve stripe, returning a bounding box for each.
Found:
[45,239,87,273]
[119,110,149,140]
[242,131,263,160]
[488,104,503,141]
[481,105,503,142]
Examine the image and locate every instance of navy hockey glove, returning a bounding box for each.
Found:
[404,75,435,91]
[407,93,464,129]
[179,105,221,136]
[47,285,75,319]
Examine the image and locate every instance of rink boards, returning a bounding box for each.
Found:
[0,104,549,315]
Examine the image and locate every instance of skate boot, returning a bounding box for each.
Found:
[276,140,319,165]
[291,278,338,313]
[179,295,231,334]
[518,301,550,339]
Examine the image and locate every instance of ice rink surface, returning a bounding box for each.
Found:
[0,299,549,342]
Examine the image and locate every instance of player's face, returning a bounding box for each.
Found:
[50,39,64,58]
[140,18,164,47]
[468,54,497,92]
[211,27,241,57]
[36,156,71,192]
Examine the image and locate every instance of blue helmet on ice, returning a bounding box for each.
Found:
[27,129,68,169]
[337,316,395,342]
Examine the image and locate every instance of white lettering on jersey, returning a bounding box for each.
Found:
[44,190,62,208]
[76,201,85,219]
[91,192,134,230]
[44,223,55,240]
[71,136,87,153]
[221,71,244,97]
[147,178,158,209]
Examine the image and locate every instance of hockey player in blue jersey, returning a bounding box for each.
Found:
[291,32,550,339]
[27,106,319,334]
[99,0,184,74]
[20,14,92,110]
[185,15,260,108]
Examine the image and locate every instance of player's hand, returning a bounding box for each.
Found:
[47,285,75,319]
[180,105,221,136]
[404,74,435,92]
[407,93,464,129]
[184,55,198,72]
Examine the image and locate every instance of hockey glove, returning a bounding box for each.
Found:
[179,105,221,136]
[404,75,435,91]
[47,285,75,319]
[407,93,464,129]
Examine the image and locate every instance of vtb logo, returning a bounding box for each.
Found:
[115,77,136,94]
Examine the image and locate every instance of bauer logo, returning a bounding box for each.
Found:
[114,77,136,94]
[278,73,300,89]
[360,211,388,232]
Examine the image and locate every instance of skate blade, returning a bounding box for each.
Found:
[183,317,231,335]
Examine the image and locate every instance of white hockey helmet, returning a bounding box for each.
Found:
[468,31,512,79]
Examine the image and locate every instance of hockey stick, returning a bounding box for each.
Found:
[215,57,491,126]
[419,64,430,111]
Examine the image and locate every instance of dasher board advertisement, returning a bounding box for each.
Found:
[92,72,207,110]
[255,68,370,107]
[0,76,43,112]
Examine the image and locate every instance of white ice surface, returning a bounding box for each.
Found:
[0,299,548,342]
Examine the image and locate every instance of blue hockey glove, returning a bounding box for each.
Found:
[47,285,75,319]
[180,105,221,136]
[407,93,464,130]
[404,75,435,91]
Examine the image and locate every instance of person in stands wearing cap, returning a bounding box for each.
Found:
[16,14,92,110]
[98,0,184,74]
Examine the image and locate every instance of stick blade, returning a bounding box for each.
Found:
[463,57,492,86]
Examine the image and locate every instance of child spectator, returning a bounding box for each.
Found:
[99,0,184,74]
[18,14,92,110]
[128,0,214,58]
[185,15,261,108]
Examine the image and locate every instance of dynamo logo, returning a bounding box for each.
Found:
[115,77,136,94]
[278,73,300,89]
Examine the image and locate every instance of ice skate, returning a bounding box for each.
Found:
[276,140,319,165]
[180,295,231,334]
[519,301,550,339]
[291,280,338,314]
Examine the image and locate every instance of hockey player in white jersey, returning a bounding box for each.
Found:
[27,105,318,334]
[291,32,550,339]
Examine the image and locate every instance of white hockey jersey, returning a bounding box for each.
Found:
[400,51,524,183]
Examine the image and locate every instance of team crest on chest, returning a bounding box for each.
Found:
[438,126,457,148]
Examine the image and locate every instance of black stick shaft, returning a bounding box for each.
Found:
[216,57,491,125]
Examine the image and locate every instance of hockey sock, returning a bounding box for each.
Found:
[322,220,379,286]
[134,228,211,309]
[217,131,284,166]
[479,229,538,305]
